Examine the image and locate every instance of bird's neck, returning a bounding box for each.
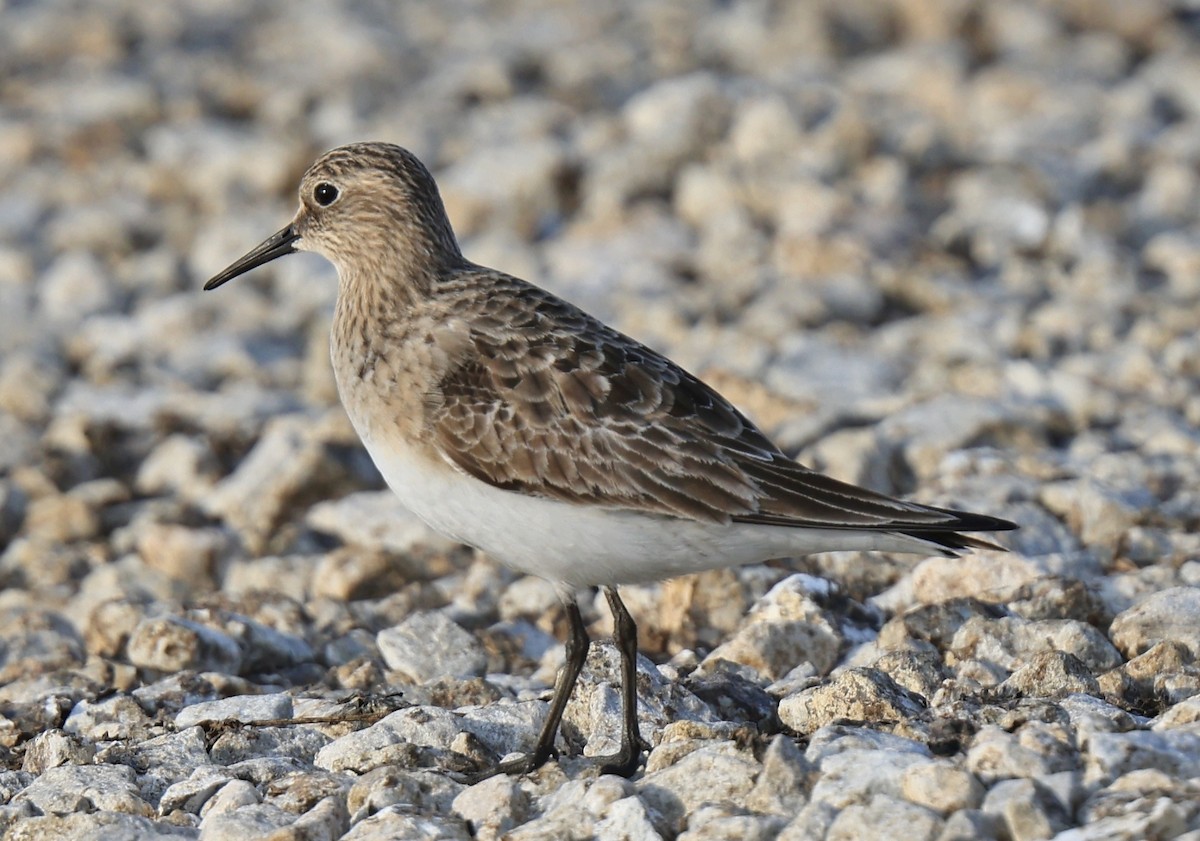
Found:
[332,266,416,365]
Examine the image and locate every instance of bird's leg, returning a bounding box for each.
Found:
[473,599,590,780]
[597,586,646,777]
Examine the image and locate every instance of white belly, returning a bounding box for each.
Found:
[353,426,932,592]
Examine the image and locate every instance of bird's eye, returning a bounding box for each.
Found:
[314,183,339,206]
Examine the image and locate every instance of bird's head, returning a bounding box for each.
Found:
[205,142,461,292]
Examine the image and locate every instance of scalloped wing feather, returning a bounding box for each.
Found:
[426,269,1015,539]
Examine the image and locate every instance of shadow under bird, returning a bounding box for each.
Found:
[205,142,1017,779]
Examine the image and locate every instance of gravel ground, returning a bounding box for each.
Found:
[2,1,1200,839]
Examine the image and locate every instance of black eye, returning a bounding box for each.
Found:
[314,183,339,206]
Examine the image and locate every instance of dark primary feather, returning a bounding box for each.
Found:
[426,267,1017,544]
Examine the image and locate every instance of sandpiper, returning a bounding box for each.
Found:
[205,142,1016,778]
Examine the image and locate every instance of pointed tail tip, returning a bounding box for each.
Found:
[905,516,1017,555]
[927,506,1019,535]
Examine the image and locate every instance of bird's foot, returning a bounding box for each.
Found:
[463,747,556,784]
[593,742,647,778]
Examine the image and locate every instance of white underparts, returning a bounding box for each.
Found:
[357,426,946,590]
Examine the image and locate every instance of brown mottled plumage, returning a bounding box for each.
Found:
[206,142,1016,780]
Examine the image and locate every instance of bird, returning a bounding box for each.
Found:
[205,141,1017,779]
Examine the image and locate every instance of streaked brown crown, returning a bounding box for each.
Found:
[295,143,463,288]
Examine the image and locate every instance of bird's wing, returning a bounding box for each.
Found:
[426,272,1011,534]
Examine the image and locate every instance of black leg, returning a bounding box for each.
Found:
[471,599,590,781]
[598,586,646,777]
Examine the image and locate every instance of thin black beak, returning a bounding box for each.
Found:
[203,224,300,290]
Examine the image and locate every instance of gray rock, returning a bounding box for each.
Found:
[804,726,932,765]
[1109,587,1200,660]
[1068,769,1197,841]
[1001,576,1109,625]
[778,668,928,736]
[1153,695,1200,730]
[484,619,560,670]
[0,803,37,841]
[159,766,235,816]
[624,73,729,162]
[768,337,904,409]
[175,693,293,729]
[498,778,592,839]
[285,796,350,841]
[999,650,1102,699]
[17,491,99,544]
[315,706,463,774]
[12,762,154,817]
[201,779,263,819]
[79,592,153,657]
[451,775,528,841]
[135,524,230,590]
[496,576,561,623]
[377,611,487,683]
[38,251,115,323]
[1058,694,1141,742]
[980,778,1071,841]
[1097,640,1197,710]
[73,561,189,644]
[900,760,984,815]
[135,434,221,501]
[127,617,242,675]
[200,802,299,840]
[223,554,319,601]
[340,806,471,840]
[1054,806,1191,841]
[582,775,634,816]
[307,490,449,556]
[0,414,34,477]
[871,649,949,702]
[21,729,95,774]
[808,748,932,810]
[950,616,1123,675]
[1039,478,1148,554]
[209,724,331,766]
[565,643,717,758]
[935,809,1003,841]
[0,770,32,803]
[347,767,463,825]
[583,73,729,217]
[701,574,841,681]
[212,613,314,675]
[825,795,943,841]
[966,724,1079,784]
[456,700,544,759]
[202,412,347,553]
[746,734,811,816]
[0,350,61,426]
[687,657,778,728]
[0,481,28,547]
[593,795,663,841]
[3,812,198,841]
[99,725,213,807]
[130,673,225,716]
[880,395,1041,480]
[677,805,787,841]
[637,741,760,833]
[439,138,569,239]
[1085,729,1200,786]
[879,599,1008,651]
[259,769,351,817]
[777,800,839,841]
[223,756,311,787]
